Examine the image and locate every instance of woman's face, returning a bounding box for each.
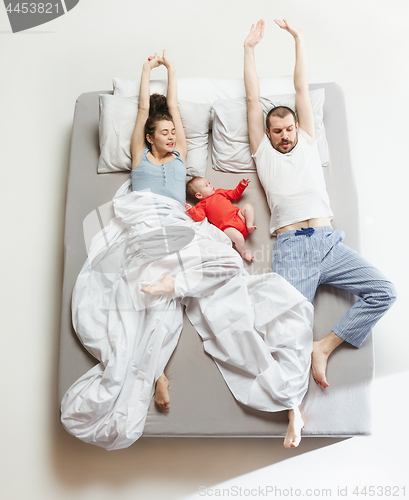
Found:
[147,120,176,153]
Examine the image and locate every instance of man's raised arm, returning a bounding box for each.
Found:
[274,19,315,139]
[244,20,266,155]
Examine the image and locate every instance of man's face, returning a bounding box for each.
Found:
[266,114,299,153]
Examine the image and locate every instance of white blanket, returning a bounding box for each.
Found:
[61,181,314,450]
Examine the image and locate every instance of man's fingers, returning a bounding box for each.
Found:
[274,18,286,29]
[245,20,264,46]
[256,19,264,33]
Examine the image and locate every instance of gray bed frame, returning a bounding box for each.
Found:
[58,83,373,440]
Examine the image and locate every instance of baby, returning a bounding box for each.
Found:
[185,177,257,261]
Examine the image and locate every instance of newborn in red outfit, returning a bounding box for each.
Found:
[185,177,257,261]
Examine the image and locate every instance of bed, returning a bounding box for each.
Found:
[58,79,374,443]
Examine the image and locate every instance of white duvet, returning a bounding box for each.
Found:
[61,181,314,450]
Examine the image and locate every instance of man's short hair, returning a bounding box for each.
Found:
[186,176,203,199]
[266,106,298,129]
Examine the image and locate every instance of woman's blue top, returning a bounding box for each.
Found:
[131,147,186,205]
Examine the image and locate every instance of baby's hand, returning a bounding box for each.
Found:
[184,203,193,211]
[240,178,251,186]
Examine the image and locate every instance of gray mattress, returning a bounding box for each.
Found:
[58,83,374,439]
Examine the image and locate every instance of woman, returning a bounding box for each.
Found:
[130,51,189,412]
[129,52,245,413]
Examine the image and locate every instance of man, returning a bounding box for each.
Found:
[243,19,396,389]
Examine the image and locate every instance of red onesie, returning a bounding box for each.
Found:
[187,182,249,237]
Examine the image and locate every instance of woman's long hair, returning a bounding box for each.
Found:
[144,94,173,151]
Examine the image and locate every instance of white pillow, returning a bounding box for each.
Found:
[97,94,211,177]
[98,95,136,174]
[178,100,212,177]
[113,76,295,103]
[211,89,329,173]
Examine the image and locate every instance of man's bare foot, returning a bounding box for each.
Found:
[284,407,304,448]
[141,275,175,295]
[155,373,170,412]
[242,250,254,262]
[311,340,330,388]
[247,225,257,234]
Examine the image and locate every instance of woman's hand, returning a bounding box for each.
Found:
[145,52,162,70]
[244,19,265,48]
[161,50,174,70]
[145,50,173,70]
[274,19,303,39]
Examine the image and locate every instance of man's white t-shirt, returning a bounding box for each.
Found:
[253,128,334,235]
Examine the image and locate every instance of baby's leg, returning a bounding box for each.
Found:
[224,227,253,262]
[238,204,257,233]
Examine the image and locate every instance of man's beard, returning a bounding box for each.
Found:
[273,134,298,153]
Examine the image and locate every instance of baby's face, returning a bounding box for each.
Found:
[195,178,216,199]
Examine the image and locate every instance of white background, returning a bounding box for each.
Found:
[1,1,408,499]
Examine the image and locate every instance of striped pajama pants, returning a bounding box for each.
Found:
[272,226,397,348]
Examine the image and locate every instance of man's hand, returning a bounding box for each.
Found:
[240,179,251,186]
[274,19,303,39]
[244,19,265,48]
[184,203,193,211]
[274,19,315,139]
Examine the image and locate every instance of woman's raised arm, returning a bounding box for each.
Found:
[131,54,161,168]
[162,51,187,162]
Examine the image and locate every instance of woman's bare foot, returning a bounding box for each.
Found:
[155,373,170,412]
[247,225,257,234]
[141,275,175,295]
[242,250,254,262]
[284,407,304,448]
